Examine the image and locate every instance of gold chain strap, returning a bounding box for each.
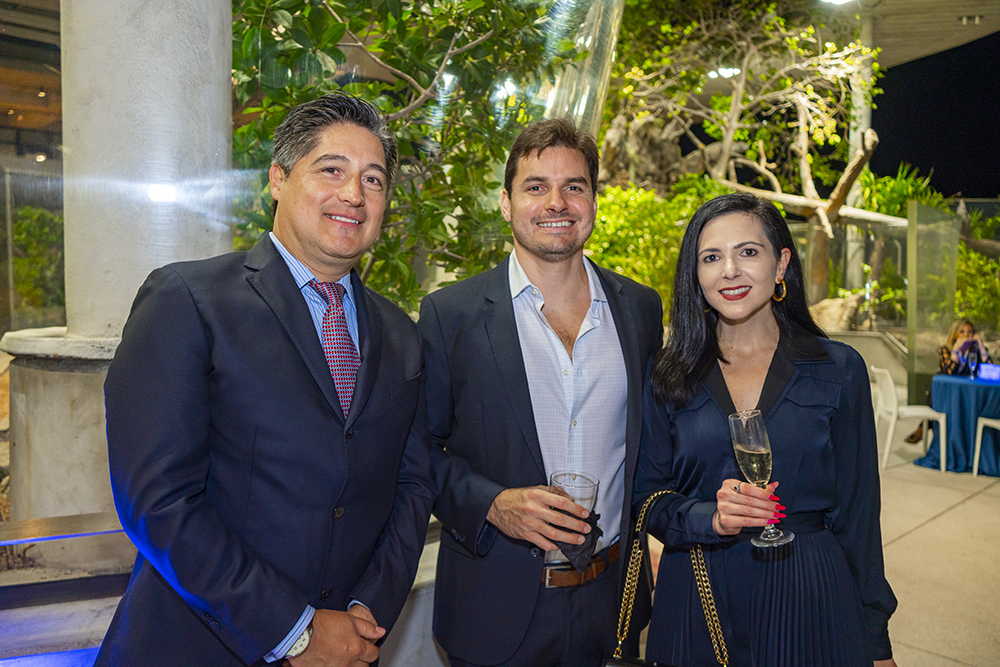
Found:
[611,491,729,667]
[612,489,673,658]
[691,544,729,666]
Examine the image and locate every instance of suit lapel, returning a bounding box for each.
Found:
[483,259,547,481]
[244,237,345,422]
[347,272,382,428]
[594,262,643,543]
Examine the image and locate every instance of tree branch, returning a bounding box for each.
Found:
[360,253,376,283]
[825,128,878,222]
[731,157,782,193]
[387,28,495,122]
[322,0,494,122]
[792,96,820,201]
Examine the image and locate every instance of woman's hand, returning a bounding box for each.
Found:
[974,335,991,360]
[713,479,783,537]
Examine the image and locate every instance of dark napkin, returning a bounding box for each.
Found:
[552,510,604,572]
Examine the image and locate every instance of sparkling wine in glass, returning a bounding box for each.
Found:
[729,409,793,548]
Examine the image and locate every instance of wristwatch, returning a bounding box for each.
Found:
[285,622,314,658]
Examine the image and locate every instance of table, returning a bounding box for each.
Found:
[914,374,1000,475]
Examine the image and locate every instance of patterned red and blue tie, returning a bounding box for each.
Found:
[309,280,360,415]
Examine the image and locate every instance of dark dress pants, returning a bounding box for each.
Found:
[448,559,635,667]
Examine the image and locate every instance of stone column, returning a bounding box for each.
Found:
[1,0,232,570]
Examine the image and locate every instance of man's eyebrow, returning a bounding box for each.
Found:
[520,175,590,186]
[312,153,388,176]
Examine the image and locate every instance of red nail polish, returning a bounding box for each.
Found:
[773,512,786,519]
[775,504,786,511]
[767,519,779,524]
[769,495,780,501]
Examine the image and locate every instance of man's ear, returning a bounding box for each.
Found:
[500,189,512,222]
[268,164,285,201]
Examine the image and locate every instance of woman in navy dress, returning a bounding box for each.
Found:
[635,194,898,666]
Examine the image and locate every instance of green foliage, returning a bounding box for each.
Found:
[12,206,64,310]
[232,0,571,310]
[836,259,906,325]
[607,0,876,190]
[956,241,1000,332]
[857,163,947,217]
[827,258,841,300]
[857,164,1000,334]
[587,176,732,319]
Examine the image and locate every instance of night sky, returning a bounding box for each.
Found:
[870,30,1000,199]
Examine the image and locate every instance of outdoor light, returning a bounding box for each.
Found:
[147,184,178,203]
[38,87,45,98]
[36,154,46,162]
[708,67,741,79]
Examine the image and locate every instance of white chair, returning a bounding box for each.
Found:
[870,365,947,471]
[973,417,1000,477]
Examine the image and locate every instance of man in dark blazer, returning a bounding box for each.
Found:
[420,118,663,666]
[98,93,434,667]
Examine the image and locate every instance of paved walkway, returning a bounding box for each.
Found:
[879,417,1000,666]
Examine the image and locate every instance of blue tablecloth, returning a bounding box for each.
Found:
[914,374,1000,475]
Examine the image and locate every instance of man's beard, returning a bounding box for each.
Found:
[512,214,589,262]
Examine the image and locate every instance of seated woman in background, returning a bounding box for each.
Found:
[940,318,991,375]
[635,193,897,667]
[905,318,992,442]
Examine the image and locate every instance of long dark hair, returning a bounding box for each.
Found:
[651,193,826,408]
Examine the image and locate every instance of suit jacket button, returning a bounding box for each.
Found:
[345,427,354,439]
[333,506,345,519]
[530,547,541,558]
[320,588,332,601]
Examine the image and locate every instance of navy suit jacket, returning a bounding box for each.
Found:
[97,236,434,666]
[419,256,663,663]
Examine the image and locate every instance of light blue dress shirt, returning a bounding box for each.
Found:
[508,249,628,559]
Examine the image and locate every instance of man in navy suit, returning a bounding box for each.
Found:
[98,93,434,666]
[421,118,663,666]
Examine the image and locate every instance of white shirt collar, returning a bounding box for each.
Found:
[507,248,607,305]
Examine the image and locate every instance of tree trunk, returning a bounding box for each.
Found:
[868,235,887,283]
[807,218,830,304]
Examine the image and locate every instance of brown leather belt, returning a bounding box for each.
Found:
[542,542,620,588]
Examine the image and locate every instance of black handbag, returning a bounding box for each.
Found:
[602,490,729,667]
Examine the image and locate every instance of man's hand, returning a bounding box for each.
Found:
[285,608,384,667]
[486,485,591,551]
[346,605,380,644]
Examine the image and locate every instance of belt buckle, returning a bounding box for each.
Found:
[543,563,573,589]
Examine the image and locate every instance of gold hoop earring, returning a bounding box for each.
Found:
[772,279,787,302]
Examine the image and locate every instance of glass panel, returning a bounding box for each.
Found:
[0,168,65,335]
[907,200,960,403]
[541,0,626,137]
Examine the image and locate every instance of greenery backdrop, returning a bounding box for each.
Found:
[6,0,997,338]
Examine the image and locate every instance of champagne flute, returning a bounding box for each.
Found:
[728,409,793,548]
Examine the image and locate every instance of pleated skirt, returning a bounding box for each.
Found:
[645,530,869,667]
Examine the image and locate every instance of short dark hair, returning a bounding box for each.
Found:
[503,118,599,195]
[271,92,398,213]
[651,193,826,408]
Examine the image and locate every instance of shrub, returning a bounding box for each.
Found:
[588,176,732,321]
[13,206,64,310]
